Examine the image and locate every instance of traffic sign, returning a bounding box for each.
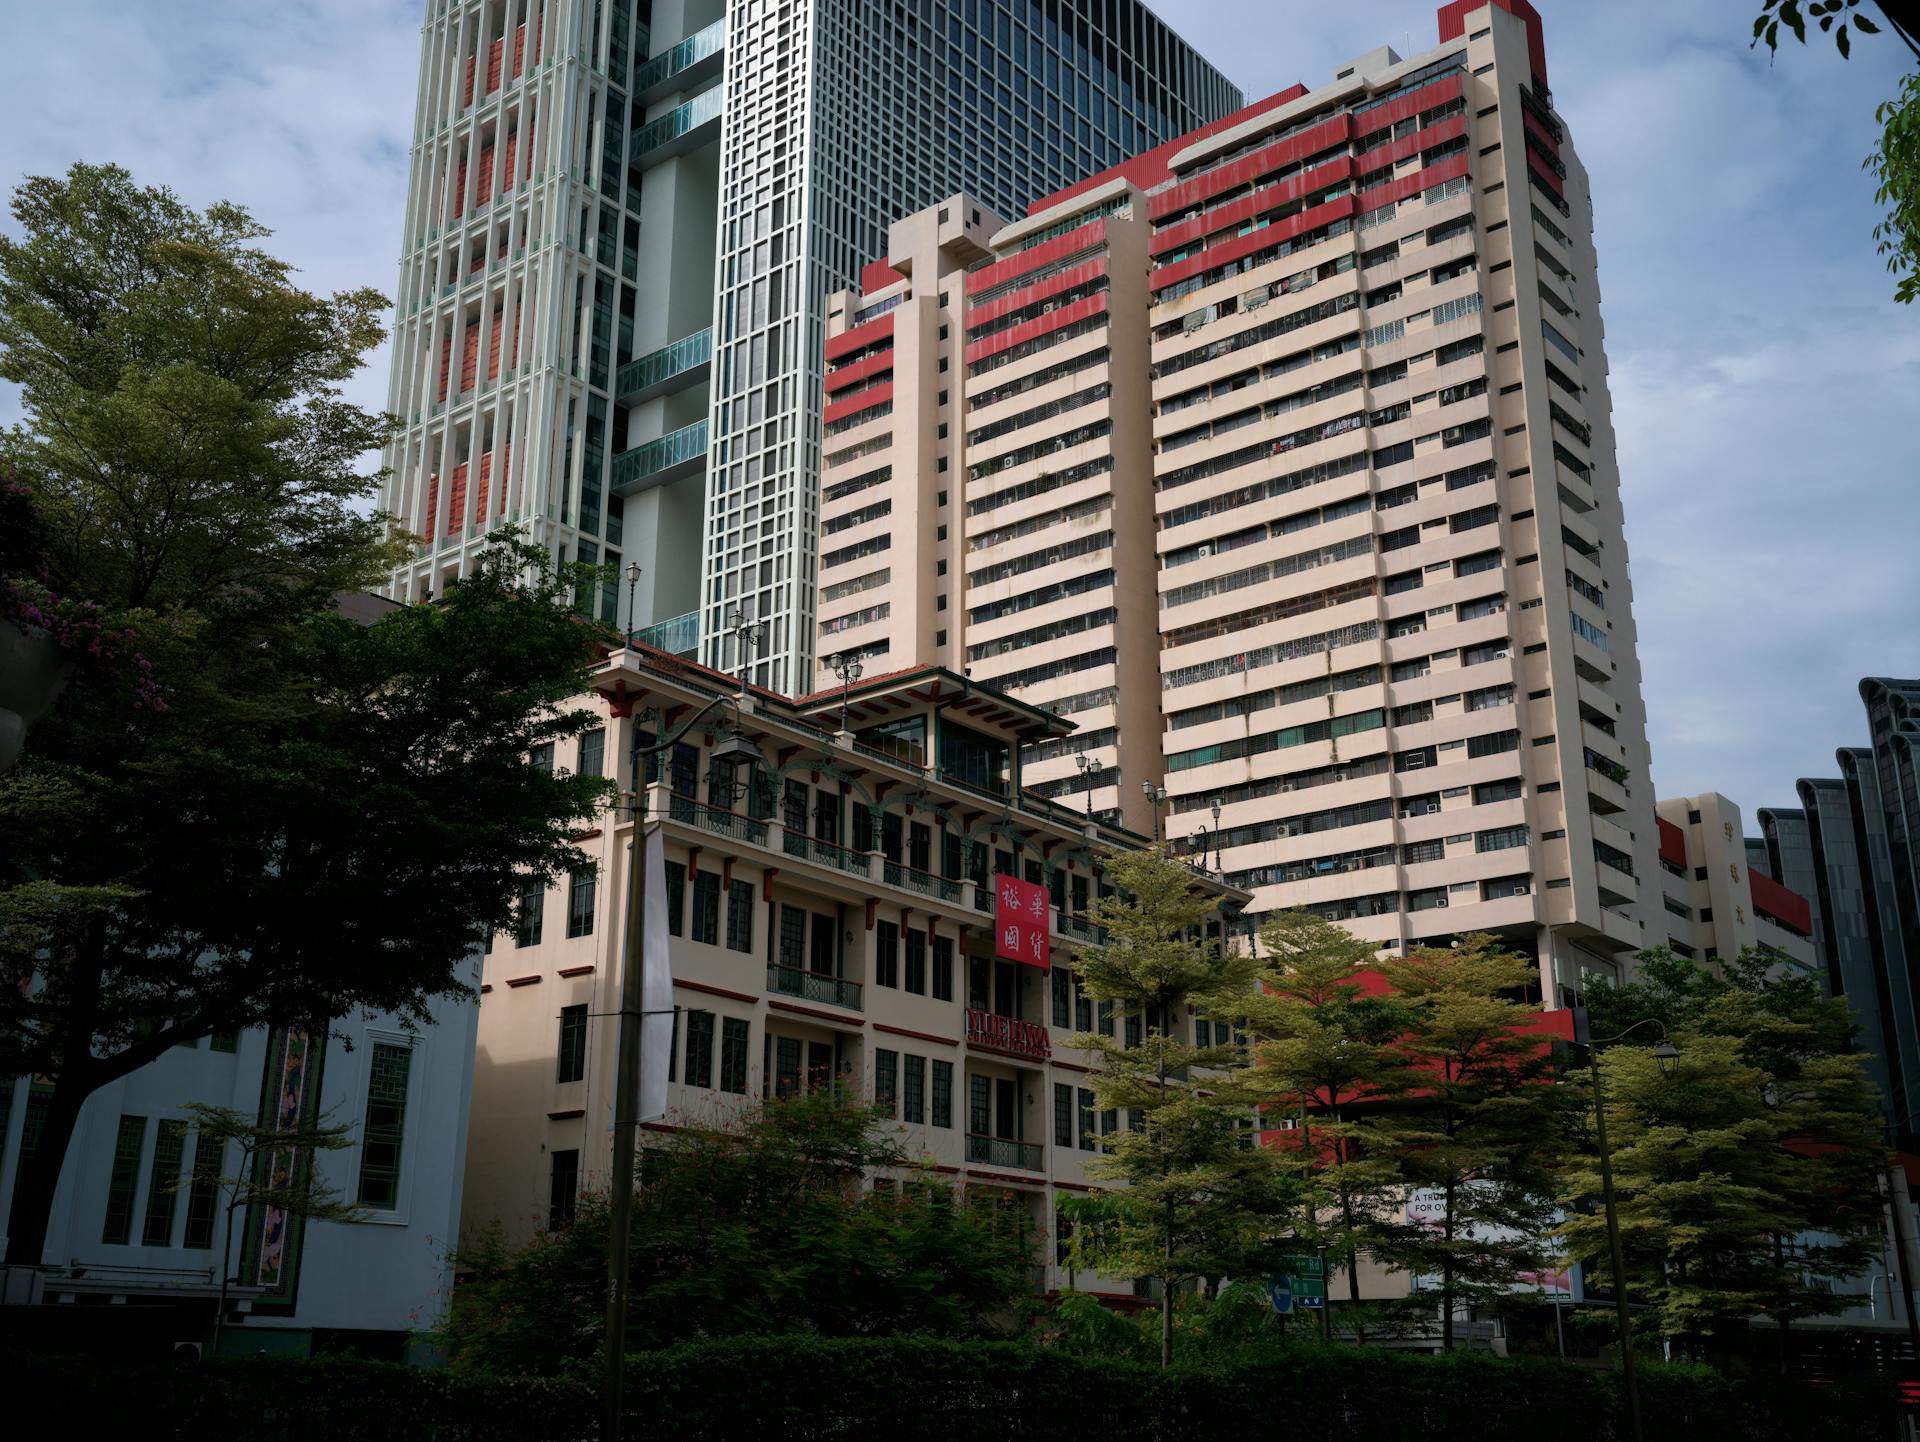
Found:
[1265,1275,1294,1314]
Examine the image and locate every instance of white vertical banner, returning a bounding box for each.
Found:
[638,821,674,1124]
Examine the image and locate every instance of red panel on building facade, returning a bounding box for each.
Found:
[822,380,893,427]
[1148,113,1354,227]
[1026,84,1310,218]
[1749,868,1814,938]
[823,348,893,394]
[1657,817,1687,870]
[965,219,1107,298]
[1525,147,1566,199]
[859,256,905,294]
[1150,194,1358,296]
[962,290,1108,366]
[824,311,894,364]
[1149,156,1355,259]
[1436,0,1548,88]
[994,875,1051,970]
[965,258,1108,332]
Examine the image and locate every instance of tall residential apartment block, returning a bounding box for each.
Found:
[1652,792,1817,973]
[379,0,1240,696]
[818,0,1662,1003]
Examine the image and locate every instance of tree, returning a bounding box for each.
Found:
[0,162,616,1265]
[1369,935,1574,1348]
[1561,947,1887,1360]
[175,1103,363,1355]
[1753,2,1920,303]
[1065,849,1288,1367]
[442,1088,1036,1377]
[1232,910,1418,1343]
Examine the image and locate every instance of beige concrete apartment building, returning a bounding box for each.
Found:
[1655,792,1818,973]
[461,642,1246,1288]
[817,0,1660,1008]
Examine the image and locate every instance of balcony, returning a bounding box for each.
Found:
[768,963,863,1013]
[635,18,726,103]
[616,327,712,405]
[965,1009,1051,1061]
[966,1134,1045,1172]
[613,419,707,494]
[782,830,871,879]
[632,609,699,658]
[683,798,767,846]
[633,85,722,167]
[885,861,960,903]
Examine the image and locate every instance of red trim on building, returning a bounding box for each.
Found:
[1521,107,1561,158]
[963,291,1108,366]
[965,257,1109,331]
[823,347,894,394]
[965,219,1108,298]
[859,256,905,294]
[1749,867,1814,938]
[1437,0,1549,88]
[1149,113,1353,227]
[1025,84,1310,217]
[768,998,866,1027]
[1657,818,1687,871]
[872,1021,956,1047]
[822,380,894,427]
[556,964,595,978]
[1525,147,1566,199]
[825,311,895,363]
[1150,194,1358,295]
[504,974,541,988]
[965,1168,1047,1188]
[1149,155,1355,259]
[676,978,758,1004]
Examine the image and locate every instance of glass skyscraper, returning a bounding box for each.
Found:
[379,0,1238,693]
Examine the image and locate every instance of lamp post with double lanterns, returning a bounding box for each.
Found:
[622,562,643,646]
[1140,779,1167,844]
[831,650,863,736]
[1075,753,1097,818]
[1567,1019,1678,1442]
[1211,799,1223,873]
[725,606,766,700]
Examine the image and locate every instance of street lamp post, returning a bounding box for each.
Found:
[601,693,763,1442]
[1075,753,1097,818]
[831,651,863,735]
[1140,779,1167,844]
[725,606,766,700]
[1210,799,1223,873]
[622,562,643,646]
[1570,1020,1678,1442]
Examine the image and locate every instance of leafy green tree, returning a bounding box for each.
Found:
[1369,935,1574,1348]
[1563,947,1886,1359]
[1066,848,1280,1367]
[0,162,614,1266]
[1233,910,1416,1342]
[1753,1,1920,303]
[442,1089,1036,1377]
[175,1103,363,1355]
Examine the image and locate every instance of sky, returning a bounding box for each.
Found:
[0,0,1915,820]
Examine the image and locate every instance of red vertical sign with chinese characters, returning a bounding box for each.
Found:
[994,875,1051,970]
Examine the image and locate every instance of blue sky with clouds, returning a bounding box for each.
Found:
[1,0,1914,819]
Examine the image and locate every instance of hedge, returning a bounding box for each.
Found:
[0,1336,1900,1441]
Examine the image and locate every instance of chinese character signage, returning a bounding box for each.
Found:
[994,875,1051,970]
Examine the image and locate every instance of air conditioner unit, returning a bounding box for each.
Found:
[1196,544,1213,558]
[1403,754,1428,769]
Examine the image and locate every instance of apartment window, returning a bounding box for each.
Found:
[874,1048,898,1117]
[181,1131,222,1250]
[664,861,685,937]
[932,935,954,1001]
[101,1116,148,1245]
[778,905,806,970]
[577,728,605,777]
[905,929,927,994]
[970,1075,992,1137]
[727,879,754,952]
[566,868,596,938]
[774,1036,802,1098]
[876,920,899,988]
[903,1054,926,1124]
[141,1118,188,1246]
[1077,1088,1096,1151]
[549,1149,580,1230]
[720,1017,749,1094]
[1052,968,1071,1027]
[1054,1083,1073,1146]
[931,1059,953,1128]
[356,1042,414,1211]
[1687,808,1702,824]
[692,870,721,945]
[530,742,555,773]
[557,1004,588,1084]
[517,879,545,947]
[684,1010,715,1088]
